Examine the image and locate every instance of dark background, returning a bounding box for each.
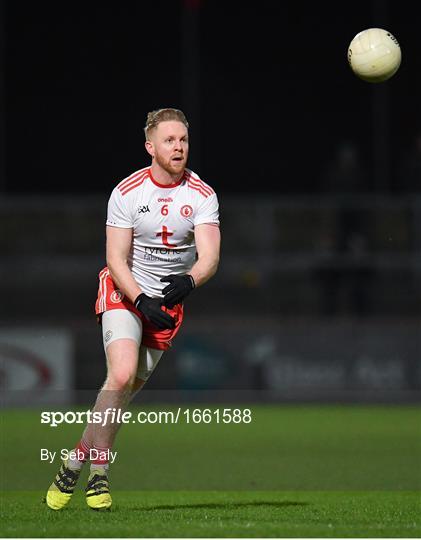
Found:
[3,0,420,196]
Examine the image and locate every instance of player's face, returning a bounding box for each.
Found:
[149,121,189,176]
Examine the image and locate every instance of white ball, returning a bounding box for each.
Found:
[347,28,401,83]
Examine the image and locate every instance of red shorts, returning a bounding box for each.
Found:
[95,267,184,351]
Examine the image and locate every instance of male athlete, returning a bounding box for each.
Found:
[46,108,220,510]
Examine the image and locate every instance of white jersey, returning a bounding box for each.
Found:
[106,166,219,298]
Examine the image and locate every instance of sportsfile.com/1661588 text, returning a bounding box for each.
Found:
[40,408,253,427]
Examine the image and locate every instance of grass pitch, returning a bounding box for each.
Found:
[1,404,420,537]
[2,490,420,538]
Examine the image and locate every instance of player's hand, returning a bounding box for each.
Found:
[160,274,195,308]
[134,293,175,330]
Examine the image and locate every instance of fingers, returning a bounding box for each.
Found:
[162,290,180,307]
[160,276,176,295]
[160,275,175,283]
[160,274,190,308]
[159,313,176,330]
[153,317,175,330]
[162,283,176,295]
[162,299,176,309]
[153,309,175,330]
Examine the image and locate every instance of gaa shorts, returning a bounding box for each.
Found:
[95,267,184,351]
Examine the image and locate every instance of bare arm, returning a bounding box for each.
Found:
[189,223,221,287]
[106,225,141,303]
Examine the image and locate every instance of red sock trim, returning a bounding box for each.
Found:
[74,439,91,462]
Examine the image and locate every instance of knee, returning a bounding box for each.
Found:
[104,371,136,392]
[103,339,140,392]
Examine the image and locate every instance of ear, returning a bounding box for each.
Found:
[145,140,154,158]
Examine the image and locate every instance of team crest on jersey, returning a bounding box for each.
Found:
[180,205,193,218]
[110,290,124,303]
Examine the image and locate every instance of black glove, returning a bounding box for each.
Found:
[160,274,195,308]
[134,293,175,330]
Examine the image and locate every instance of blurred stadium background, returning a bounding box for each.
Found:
[1,0,420,406]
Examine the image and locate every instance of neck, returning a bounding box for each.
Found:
[150,163,184,185]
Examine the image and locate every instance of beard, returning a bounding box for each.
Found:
[154,151,187,177]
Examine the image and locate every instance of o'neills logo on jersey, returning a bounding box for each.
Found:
[180,205,193,218]
[158,197,173,203]
[110,290,124,303]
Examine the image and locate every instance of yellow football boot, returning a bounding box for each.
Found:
[46,460,81,510]
[85,467,112,510]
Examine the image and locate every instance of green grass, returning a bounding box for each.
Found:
[1,405,420,537]
[1,490,420,537]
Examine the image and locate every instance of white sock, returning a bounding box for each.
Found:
[68,453,85,470]
[90,462,109,471]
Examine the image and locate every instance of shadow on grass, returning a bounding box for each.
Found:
[137,501,309,512]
